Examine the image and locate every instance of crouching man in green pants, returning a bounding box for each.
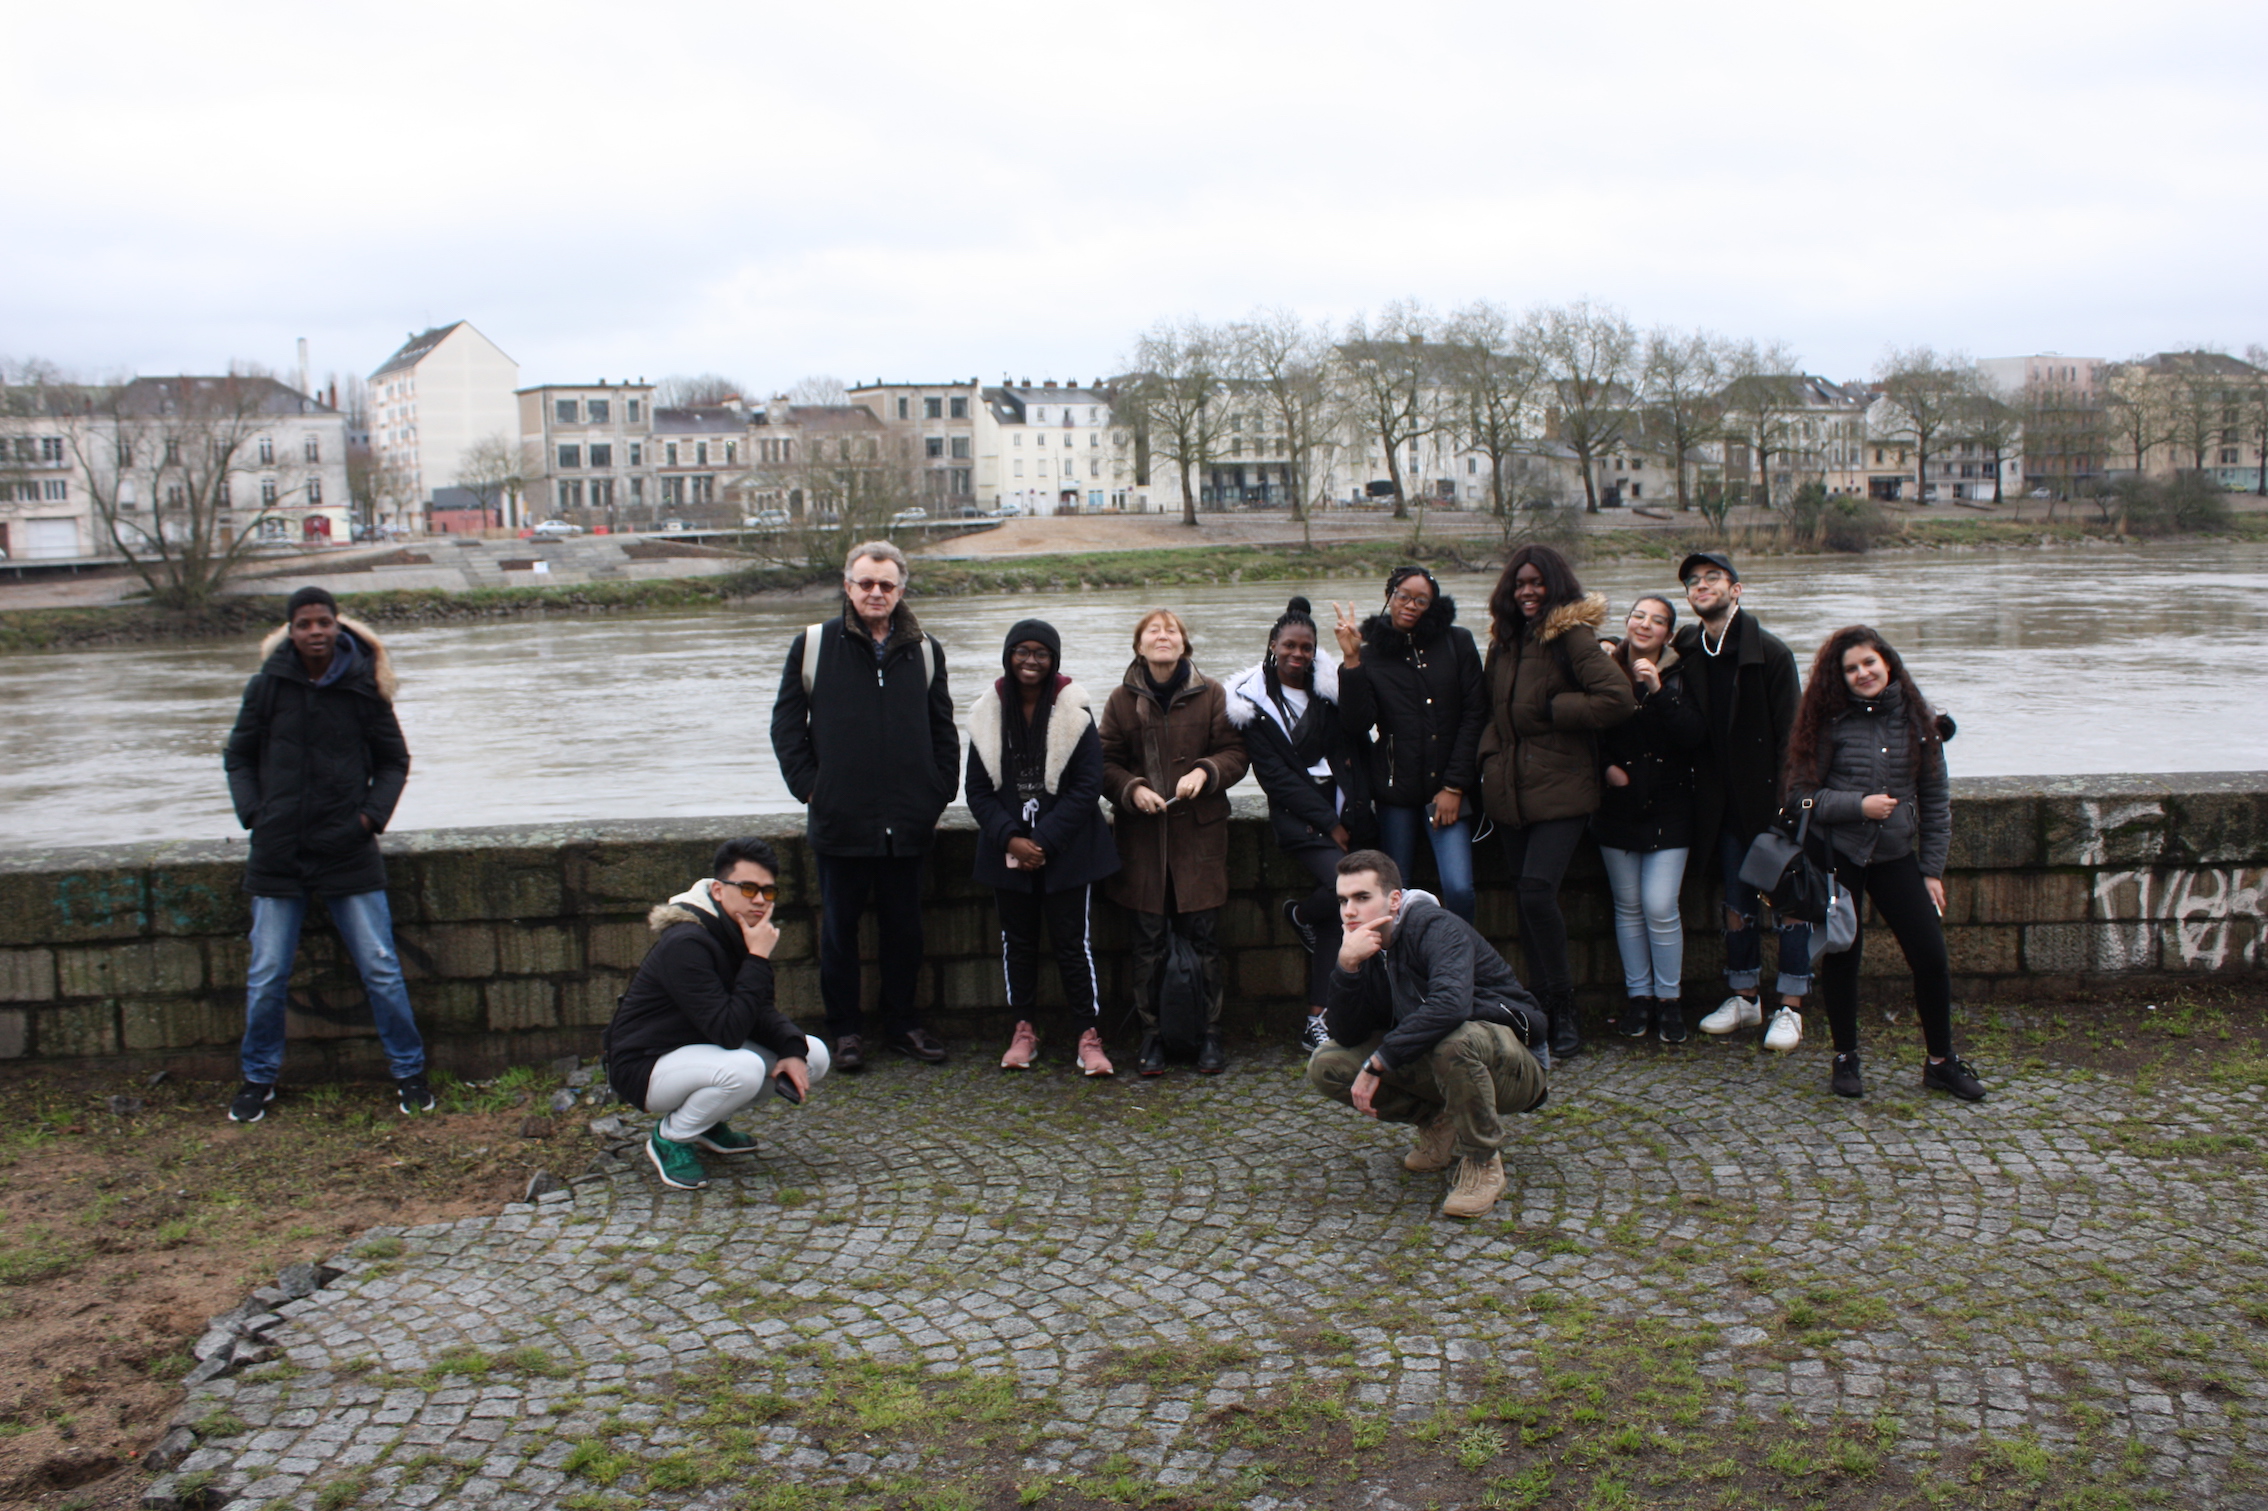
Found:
[1307,849,1549,1219]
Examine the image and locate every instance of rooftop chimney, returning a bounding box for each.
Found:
[297,337,310,398]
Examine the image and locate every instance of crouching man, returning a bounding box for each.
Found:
[1307,849,1549,1219]
[604,837,830,1191]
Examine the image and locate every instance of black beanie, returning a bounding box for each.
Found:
[1001,618,1061,675]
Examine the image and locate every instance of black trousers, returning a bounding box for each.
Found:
[1822,851,1953,1060]
[1494,816,1588,998]
[1284,839,1344,1009]
[1128,905,1223,1033]
[815,851,926,1040]
[995,881,1100,1025]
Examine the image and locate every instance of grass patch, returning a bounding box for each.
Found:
[1092,1340,1255,1386]
[0,1229,80,1285]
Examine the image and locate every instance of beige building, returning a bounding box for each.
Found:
[368,322,520,529]
[844,380,983,511]
[516,382,658,529]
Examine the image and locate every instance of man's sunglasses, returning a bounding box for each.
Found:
[724,881,780,901]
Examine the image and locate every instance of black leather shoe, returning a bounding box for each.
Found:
[1196,1034,1227,1074]
[1547,993,1584,1061]
[889,1027,949,1064]
[833,1034,865,1072]
[1138,1033,1166,1077]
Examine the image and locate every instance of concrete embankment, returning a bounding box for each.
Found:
[1,773,2261,1075]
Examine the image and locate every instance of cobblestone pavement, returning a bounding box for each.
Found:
[150,1040,2268,1509]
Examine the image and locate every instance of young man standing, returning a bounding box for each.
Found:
[1306,850,1549,1220]
[770,541,960,1069]
[222,587,431,1121]
[1670,552,1809,1051]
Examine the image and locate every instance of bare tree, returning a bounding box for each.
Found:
[2100,360,2175,478]
[1338,301,1445,520]
[783,374,850,407]
[1535,300,1639,514]
[1715,341,1807,509]
[2244,345,2268,495]
[454,432,525,529]
[1440,301,1546,521]
[1875,346,1980,505]
[655,373,748,408]
[741,420,922,569]
[1226,308,1340,542]
[1120,318,1233,527]
[1959,390,2023,503]
[1637,327,1729,511]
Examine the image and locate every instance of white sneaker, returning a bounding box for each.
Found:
[1698,995,1761,1035]
[1764,1007,1803,1054]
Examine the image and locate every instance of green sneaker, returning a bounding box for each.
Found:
[645,1131,709,1190]
[692,1123,758,1156]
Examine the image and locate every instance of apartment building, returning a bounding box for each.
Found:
[982,380,1127,514]
[653,404,746,519]
[741,403,890,522]
[367,322,519,528]
[2102,351,2263,488]
[845,380,982,509]
[516,382,657,529]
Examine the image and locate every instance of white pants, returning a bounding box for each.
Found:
[643,1036,830,1144]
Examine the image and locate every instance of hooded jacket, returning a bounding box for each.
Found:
[1590,638,1705,853]
[1786,682,1951,876]
[1223,657,1377,854]
[965,661,1120,892]
[222,617,409,898]
[1336,593,1488,808]
[770,602,959,857]
[602,880,811,1113]
[1098,660,1249,915]
[1323,888,1546,1074]
[1475,593,1637,828]
[1669,607,1801,844]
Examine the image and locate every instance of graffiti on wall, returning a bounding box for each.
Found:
[2094,866,2267,970]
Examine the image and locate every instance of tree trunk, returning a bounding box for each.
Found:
[1384,446,1407,520]
[1578,447,1600,513]
[1179,459,1198,527]
[1674,446,1690,510]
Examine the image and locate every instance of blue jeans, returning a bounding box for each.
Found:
[1374,803,1476,921]
[242,889,426,1084]
[1718,828,1812,997]
[1598,845,1688,998]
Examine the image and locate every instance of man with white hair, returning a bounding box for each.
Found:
[770,540,960,1068]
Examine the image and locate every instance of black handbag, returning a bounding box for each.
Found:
[1738,797,1835,925]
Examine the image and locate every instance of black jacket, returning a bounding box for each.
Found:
[771,604,960,857]
[1324,890,1544,1071]
[222,622,409,898]
[1591,641,1705,853]
[1222,660,1377,853]
[964,676,1120,892]
[1670,608,1800,845]
[603,885,811,1113]
[1336,597,1487,808]
[1787,683,1952,876]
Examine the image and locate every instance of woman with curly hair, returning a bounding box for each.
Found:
[1784,626,1983,1102]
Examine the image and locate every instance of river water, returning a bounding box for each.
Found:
[2,541,2263,851]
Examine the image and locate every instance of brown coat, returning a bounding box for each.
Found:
[1476,592,1637,828]
[1099,660,1250,914]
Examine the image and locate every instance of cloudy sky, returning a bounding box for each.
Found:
[10,0,2263,396]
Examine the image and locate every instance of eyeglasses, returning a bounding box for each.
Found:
[724,881,779,901]
[1388,589,1433,609]
[1683,572,1730,588]
[847,576,903,594]
[1009,646,1053,662]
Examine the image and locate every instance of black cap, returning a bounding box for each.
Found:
[1001,618,1061,674]
[1676,551,1738,585]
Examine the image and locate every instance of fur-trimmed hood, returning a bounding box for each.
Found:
[1223,657,1341,736]
[647,880,719,933]
[967,678,1098,794]
[1528,591,1610,646]
[257,615,398,703]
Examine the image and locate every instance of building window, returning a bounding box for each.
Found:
[666,443,679,466]
[1089,407,1100,423]
[258,436,275,464]
[1013,433,1023,447]
[2223,447,2241,465]
[164,440,181,465]
[926,437,945,458]
[556,399,578,423]
[630,477,644,503]
[591,478,613,509]
[696,442,708,465]
[629,443,642,466]
[726,442,736,465]
[307,477,322,504]
[951,436,970,460]
[304,435,320,463]
[1467,458,1477,474]
[1090,433,1100,447]
[897,397,910,420]
[589,443,613,468]
[1090,459,1101,478]
[924,397,943,419]
[1035,408,1047,423]
[587,399,610,423]
[951,468,971,494]
[165,483,184,507]
[627,400,641,422]
[558,445,581,469]
[260,478,278,506]
[1013,460,1024,478]
[950,397,968,419]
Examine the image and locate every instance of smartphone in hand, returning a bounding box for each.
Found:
[772,1071,804,1105]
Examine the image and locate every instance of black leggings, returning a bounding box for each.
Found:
[1284,840,1344,1009]
[1495,817,1588,998]
[1821,851,1952,1060]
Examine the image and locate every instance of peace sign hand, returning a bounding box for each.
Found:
[1330,601,1363,663]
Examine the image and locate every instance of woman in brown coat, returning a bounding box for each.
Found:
[1099,609,1250,1076]
[1477,545,1636,1061]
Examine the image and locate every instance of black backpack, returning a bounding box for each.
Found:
[1152,928,1209,1060]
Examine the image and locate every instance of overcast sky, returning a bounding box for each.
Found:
[10,0,2263,396]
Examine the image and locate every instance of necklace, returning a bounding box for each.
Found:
[1700,608,1737,658]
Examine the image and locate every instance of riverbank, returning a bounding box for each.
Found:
[2,514,2262,652]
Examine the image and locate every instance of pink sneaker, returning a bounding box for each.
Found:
[1076,1027,1115,1078]
[1000,1020,1039,1070]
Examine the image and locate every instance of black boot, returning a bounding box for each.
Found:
[1547,991,1583,1061]
[1138,1033,1166,1077]
[1196,1034,1227,1075]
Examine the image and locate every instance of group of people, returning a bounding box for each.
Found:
[218,538,1984,1219]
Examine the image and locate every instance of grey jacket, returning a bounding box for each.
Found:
[1789,684,1950,876]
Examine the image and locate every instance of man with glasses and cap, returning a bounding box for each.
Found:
[603,836,830,1191]
[771,539,960,1070]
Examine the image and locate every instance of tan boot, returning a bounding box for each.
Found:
[1440,1154,1506,1219]
[1403,1113,1456,1173]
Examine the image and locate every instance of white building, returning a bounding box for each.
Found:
[980,380,1129,514]
[367,322,519,529]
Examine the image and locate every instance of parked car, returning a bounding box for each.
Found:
[2027,487,2053,499]
[743,510,791,529]
[661,519,689,533]
[994,501,1024,518]
[533,519,583,538]
[890,507,928,525]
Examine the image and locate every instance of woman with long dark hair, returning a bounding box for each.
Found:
[1225,597,1376,1052]
[1785,626,1983,1101]
[1330,566,1487,922]
[1475,544,1635,1060]
[1594,595,1705,1042]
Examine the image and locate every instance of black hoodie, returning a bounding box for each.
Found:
[603,883,810,1112]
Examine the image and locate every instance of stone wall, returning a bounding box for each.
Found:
[2,773,2262,1078]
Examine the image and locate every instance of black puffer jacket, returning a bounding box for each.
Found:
[1786,683,1951,876]
[1324,890,1545,1073]
[1591,640,1705,853]
[222,621,409,898]
[1336,596,1487,808]
[771,604,959,857]
[603,882,811,1114]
